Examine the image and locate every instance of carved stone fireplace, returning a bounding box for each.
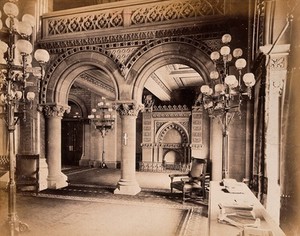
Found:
[140,104,204,172]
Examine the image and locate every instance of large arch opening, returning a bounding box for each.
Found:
[42,49,123,187]
[127,40,215,177]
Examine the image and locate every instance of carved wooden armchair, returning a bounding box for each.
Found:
[169,157,207,203]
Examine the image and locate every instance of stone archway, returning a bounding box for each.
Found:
[41,47,123,189]
[125,37,215,104]
[42,46,123,105]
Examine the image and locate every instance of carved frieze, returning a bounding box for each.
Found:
[47,10,124,36]
[43,0,226,38]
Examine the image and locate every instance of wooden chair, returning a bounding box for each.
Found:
[16,154,40,195]
[169,157,207,203]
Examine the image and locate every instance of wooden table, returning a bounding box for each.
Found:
[208,181,286,236]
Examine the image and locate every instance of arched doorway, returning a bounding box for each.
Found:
[61,101,84,166]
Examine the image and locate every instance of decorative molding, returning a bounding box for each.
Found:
[138,161,191,173]
[152,112,191,118]
[153,104,189,111]
[78,72,115,93]
[40,25,225,54]
[158,120,187,134]
[141,143,154,147]
[161,143,188,148]
[150,73,171,95]
[47,10,123,36]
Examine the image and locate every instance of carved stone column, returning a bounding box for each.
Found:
[114,102,143,195]
[260,44,290,224]
[43,103,70,189]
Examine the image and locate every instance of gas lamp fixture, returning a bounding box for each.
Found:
[200,34,256,178]
[200,33,256,118]
[0,0,50,235]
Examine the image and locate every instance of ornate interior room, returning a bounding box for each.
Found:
[0,0,299,235]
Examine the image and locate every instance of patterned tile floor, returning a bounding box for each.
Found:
[0,167,209,236]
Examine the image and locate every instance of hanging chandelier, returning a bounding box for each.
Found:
[200,34,256,118]
[88,96,116,168]
[88,97,116,136]
[0,0,50,234]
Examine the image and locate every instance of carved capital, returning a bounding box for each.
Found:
[42,103,71,118]
[270,56,287,70]
[259,44,290,71]
[116,102,144,117]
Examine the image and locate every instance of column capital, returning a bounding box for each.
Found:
[116,101,144,117]
[260,44,290,97]
[41,103,71,118]
[260,44,290,71]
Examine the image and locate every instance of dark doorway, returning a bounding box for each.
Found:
[62,120,83,166]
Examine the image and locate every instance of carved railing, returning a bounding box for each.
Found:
[41,0,226,39]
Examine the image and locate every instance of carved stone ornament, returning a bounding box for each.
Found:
[42,104,71,118]
[45,0,225,37]
[117,102,144,116]
[270,56,286,70]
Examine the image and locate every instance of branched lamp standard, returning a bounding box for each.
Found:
[0,0,50,235]
[88,97,116,168]
[200,34,256,179]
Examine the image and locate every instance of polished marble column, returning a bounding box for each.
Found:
[114,102,143,195]
[43,104,70,189]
